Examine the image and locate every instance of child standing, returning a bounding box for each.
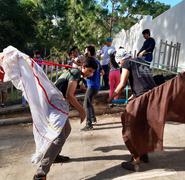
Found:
[108,49,121,100]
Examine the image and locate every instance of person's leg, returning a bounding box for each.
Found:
[109,71,115,98]
[83,88,92,127]
[0,91,2,105]
[83,88,97,129]
[54,119,71,163]
[121,113,141,171]
[55,119,71,154]
[102,65,109,89]
[35,120,71,177]
[22,95,27,107]
[113,70,121,100]
[1,90,7,107]
[89,89,98,121]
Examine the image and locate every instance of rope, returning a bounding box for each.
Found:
[35,59,76,69]
[35,58,185,75]
[129,59,179,75]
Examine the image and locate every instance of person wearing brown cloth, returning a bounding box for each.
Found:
[108,48,156,171]
[120,71,185,172]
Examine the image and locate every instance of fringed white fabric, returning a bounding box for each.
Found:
[1,46,69,164]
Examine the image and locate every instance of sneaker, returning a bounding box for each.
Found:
[54,155,70,163]
[140,154,149,163]
[121,161,140,172]
[81,125,93,131]
[33,174,46,180]
[91,118,97,124]
[0,103,5,108]
[108,104,114,108]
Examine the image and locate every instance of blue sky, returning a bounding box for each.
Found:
[97,0,183,8]
[158,0,182,7]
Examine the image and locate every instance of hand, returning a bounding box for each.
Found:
[138,50,146,58]
[80,109,86,123]
[101,69,105,76]
[138,52,143,58]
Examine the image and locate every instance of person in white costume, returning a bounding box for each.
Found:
[0,46,97,180]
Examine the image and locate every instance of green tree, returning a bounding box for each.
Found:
[0,0,35,51]
[99,0,170,34]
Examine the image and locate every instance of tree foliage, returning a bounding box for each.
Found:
[0,0,170,53]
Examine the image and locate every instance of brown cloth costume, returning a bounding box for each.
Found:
[121,72,185,157]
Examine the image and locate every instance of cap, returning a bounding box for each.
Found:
[115,48,131,63]
[106,37,113,42]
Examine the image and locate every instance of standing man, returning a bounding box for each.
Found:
[100,37,115,89]
[109,48,156,171]
[81,45,103,130]
[137,29,155,63]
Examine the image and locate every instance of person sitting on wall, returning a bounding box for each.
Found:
[137,29,155,63]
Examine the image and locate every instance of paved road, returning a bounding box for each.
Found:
[0,114,185,180]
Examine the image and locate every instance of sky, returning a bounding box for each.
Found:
[158,0,182,7]
[97,0,183,8]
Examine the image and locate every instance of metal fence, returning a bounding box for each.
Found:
[152,40,181,72]
[132,39,181,72]
[5,39,182,104]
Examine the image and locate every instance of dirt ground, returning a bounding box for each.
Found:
[1,113,185,180]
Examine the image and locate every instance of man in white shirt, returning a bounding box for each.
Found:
[100,37,115,89]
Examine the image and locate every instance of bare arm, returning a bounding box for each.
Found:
[100,69,105,76]
[66,80,86,122]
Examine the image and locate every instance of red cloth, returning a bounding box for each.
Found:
[0,66,5,82]
[121,72,185,157]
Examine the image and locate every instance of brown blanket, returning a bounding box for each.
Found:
[121,72,185,157]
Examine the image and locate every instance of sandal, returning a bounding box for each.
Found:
[121,159,140,172]
[33,174,46,180]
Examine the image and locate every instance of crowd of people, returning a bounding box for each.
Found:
[1,28,183,180]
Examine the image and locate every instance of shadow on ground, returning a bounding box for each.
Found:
[77,145,185,180]
[94,145,127,152]
[71,154,130,162]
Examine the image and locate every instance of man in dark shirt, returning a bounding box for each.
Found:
[138,29,155,63]
[55,57,97,119]
[111,48,156,98]
[109,48,156,171]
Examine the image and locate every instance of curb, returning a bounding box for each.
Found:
[0,116,32,126]
[0,90,110,115]
[0,105,125,126]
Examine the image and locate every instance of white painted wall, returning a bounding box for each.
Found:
[113,0,185,69]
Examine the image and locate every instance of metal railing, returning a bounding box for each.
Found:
[132,39,181,73]
[5,39,182,104]
[152,40,181,72]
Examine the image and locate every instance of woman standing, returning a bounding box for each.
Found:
[108,49,121,100]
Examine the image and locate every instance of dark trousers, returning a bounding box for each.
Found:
[102,64,110,89]
[144,54,153,62]
[83,88,98,126]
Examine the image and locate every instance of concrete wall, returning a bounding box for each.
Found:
[113,0,185,69]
